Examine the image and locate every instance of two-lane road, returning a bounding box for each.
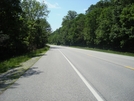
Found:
[0,45,134,101]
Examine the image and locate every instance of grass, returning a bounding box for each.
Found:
[72,46,134,57]
[0,46,49,73]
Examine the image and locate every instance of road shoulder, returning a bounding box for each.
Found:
[0,52,46,94]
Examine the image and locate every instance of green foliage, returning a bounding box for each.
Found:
[49,0,134,53]
[21,0,51,50]
[0,46,49,73]
[0,0,51,61]
[0,0,24,58]
[95,7,112,49]
[119,4,134,51]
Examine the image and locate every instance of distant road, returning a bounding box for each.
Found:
[0,45,134,101]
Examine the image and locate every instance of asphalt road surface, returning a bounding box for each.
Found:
[0,45,134,101]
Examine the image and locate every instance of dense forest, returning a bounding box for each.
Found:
[49,0,134,53]
[0,0,51,61]
[1,0,134,62]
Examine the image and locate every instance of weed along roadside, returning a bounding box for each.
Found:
[0,46,49,94]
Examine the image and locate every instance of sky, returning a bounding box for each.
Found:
[37,0,100,31]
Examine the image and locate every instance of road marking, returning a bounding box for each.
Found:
[88,54,134,71]
[59,50,105,101]
[125,66,134,70]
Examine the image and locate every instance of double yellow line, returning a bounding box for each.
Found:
[88,54,134,71]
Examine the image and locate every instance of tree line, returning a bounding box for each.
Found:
[49,0,134,53]
[0,0,51,61]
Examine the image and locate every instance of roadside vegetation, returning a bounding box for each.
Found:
[0,0,51,73]
[72,46,134,57]
[49,0,134,54]
[0,46,49,73]
[0,0,51,62]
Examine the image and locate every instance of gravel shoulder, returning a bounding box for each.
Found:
[0,52,46,94]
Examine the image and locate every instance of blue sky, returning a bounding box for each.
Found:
[37,0,100,31]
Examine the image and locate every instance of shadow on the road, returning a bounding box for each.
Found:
[0,67,43,92]
[22,67,43,77]
[8,83,20,89]
[0,78,20,93]
[0,66,22,90]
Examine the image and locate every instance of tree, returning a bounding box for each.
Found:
[84,8,102,47]
[95,7,113,49]
[21,0,50,50]
[0,0,51,61]
[72,14,85,46]
[49,0,134,53]
[0,0,23,60]
[119,4,134,52]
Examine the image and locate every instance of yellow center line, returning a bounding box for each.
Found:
[125,66,134,70]
[88,54,134,71]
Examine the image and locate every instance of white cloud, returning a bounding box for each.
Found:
[43,1,61,9]
[30,0,60,9]
[36,0,42,2]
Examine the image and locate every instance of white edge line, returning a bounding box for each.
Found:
[59,50,104,101]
